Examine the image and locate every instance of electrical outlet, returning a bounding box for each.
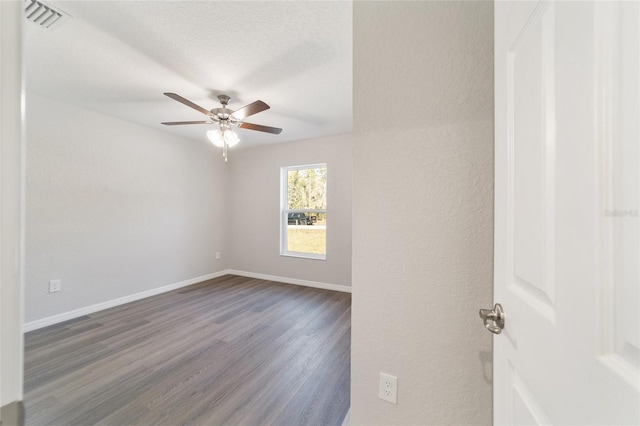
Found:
[379,372,397,404]
[216,251,221,260]
[49,279,61,293]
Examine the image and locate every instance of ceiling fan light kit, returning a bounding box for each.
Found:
[162,93,282,162]
[207,128,239,148]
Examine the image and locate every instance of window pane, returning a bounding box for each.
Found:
[287,214,326,255]
[287,167,327,210]
[282,165,327,259]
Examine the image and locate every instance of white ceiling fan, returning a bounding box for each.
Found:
[162,93,282,161]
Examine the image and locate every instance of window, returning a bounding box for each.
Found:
[281,164,327,260]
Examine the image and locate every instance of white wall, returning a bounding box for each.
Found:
[25,92,229,323]
[227,134,352,287]
[1,0,24,409]
[351,2,494,424]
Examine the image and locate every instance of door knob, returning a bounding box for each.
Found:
[479,303,505,334]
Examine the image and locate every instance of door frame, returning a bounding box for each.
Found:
[0,0,25,420]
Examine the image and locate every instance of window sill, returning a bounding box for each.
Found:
[280,252,326,261]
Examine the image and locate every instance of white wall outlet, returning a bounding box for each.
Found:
[216,251,221,260]
[379,372,398,404]
[49,279,61,293]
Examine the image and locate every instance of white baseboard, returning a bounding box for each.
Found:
[226,269,352,293]
[23,270,229,332]
[24,269,351,332]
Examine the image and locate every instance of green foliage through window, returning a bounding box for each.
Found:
[287,167,327,210]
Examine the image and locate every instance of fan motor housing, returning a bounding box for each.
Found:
[209,108,237,124]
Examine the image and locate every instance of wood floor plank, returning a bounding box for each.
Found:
[24,275,351,425]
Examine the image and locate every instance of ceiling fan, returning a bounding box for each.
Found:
[162,93,282,161]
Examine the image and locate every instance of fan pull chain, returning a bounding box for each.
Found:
[222,99,229,162]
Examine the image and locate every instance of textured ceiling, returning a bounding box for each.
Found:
[25,1,352,148]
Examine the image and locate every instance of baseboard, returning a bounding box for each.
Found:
[341,407,350,426]
[226,269,352,293]
[1,401,24,426]
[23,270,229,332]
[24,269,350,332]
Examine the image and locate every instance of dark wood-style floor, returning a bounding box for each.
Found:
[24,275,351,426]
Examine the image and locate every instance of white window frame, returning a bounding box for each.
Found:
[280,163,327,260]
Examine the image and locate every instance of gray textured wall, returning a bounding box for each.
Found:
[25,92,228,323]
[351,2,495,424]
[228,134,352,287]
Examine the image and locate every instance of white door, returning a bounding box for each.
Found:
[493,1,640,424]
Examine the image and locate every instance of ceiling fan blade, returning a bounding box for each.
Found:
[231,100,270,120]
[161,120,212,126]
[238,122,283,135]
[164,93,211,117]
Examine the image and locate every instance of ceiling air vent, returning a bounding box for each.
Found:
[24,0,69,30]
